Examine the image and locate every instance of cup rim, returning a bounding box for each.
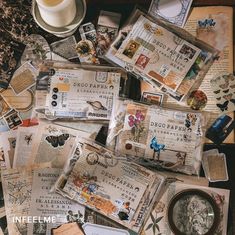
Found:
[36,0,68,11]
[32,0,87,35]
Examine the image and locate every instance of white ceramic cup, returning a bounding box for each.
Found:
[36,0,77,28]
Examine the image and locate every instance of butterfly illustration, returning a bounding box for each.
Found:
[217,100,229,111]
[214,90,220,94]
[198,19,216,28]
[150,137,165,155]
[45,134,69,148]
[24,134,33,145]
[222,89,229,94]
[230,99,235,104]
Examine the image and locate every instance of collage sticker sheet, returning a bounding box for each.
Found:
[105,9,217,102]
[46,68,121,120]
[55,138,165,233]
[116,103,205,175]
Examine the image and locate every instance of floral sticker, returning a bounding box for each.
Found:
[128,110,146,142]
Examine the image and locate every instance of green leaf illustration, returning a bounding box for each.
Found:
[150,212,155,223]
[146,223,153,231]
[153,224,156,235]
[156,224,160,232]
[155,216,163,224]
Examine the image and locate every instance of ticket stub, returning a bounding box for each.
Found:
[46,69,121,120]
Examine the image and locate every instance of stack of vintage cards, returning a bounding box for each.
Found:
[105,9,218,102]
[54,138,165,234]
[148,0,193,27]
[114,102,206,175]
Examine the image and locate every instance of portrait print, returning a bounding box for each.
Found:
[135,54,150,69]
[122,40,140,59]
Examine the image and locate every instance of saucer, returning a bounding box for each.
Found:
[32,0,86,37]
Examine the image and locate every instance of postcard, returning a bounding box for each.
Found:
[27,168,85,235]
[1,168,33,235]
[10,62,37,95]
[55,138,165,233]
[30,122,90,168]
[148,0,193,27]
[116,103,205,175]
[45,68,121,120]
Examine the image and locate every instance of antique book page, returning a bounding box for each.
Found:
[167,6,234,142]
[28,168,85,235]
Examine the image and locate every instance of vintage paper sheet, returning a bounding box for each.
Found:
[55,138,165,233]
[142,182,230,235]
[13,126,38,168]
[1,168,33,235]
[27,168,85,235]
[46,68,121,120]
[29,122,90,168]
[116,103,204,175]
